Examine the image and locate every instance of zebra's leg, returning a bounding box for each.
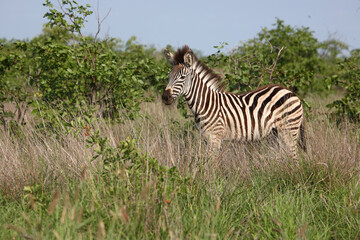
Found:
[208,135,222,154]
[269,128,280,151]
[195,133,221,171]
[277,130,299,159]
[201,128,223,155]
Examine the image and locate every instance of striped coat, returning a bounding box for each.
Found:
[162,46,305,158]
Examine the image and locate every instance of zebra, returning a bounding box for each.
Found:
[162,45,306,158]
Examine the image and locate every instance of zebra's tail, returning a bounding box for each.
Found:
[299,120,306,152]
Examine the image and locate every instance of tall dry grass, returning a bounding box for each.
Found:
[0,120,93,197]
[0,94,359,198]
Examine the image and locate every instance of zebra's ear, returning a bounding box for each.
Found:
[164,49,176,66]
[184,50,193,67]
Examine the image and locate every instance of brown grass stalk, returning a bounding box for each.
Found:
[1,94,359,199]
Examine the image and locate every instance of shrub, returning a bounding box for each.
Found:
[204,19,321,96]
[327,49,360,123]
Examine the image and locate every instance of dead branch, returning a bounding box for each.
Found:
[269,46,286,81]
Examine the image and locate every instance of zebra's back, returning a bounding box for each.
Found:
[220,84,303,144]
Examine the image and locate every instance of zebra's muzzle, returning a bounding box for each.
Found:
[162,89,174,105]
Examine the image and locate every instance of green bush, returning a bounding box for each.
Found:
[0,40,33,132]
[1,0,169,133]
[204,19,322,96]
[1,2,358,129]
[327,50,360,123]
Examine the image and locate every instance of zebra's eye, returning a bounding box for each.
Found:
[180,76,186,79]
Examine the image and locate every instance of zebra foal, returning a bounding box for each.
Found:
[162,46,305,158]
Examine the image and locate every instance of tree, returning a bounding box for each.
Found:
[204,19,321,95]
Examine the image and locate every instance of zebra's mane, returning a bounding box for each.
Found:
[172,45,191,65]
[173,45,226,92]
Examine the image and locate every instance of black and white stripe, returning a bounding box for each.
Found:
[162,46,305,158]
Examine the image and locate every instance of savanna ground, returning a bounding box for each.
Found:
[1,92,359,239]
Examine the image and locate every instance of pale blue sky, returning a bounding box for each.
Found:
[1,0,359,55]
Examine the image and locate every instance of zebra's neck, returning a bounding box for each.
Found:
[184,64,221,121]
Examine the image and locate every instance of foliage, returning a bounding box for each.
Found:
[327,50,360,122]
[0,40,33,132]
[1,0,169,133]
[63,114,190,199]
[36,0,143,120]
[204,19,322,96]
[1,6,357,129]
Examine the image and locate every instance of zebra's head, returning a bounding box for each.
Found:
[162,46,194,105]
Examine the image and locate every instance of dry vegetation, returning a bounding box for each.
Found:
[1,94,359,195]
[1,93,360,239]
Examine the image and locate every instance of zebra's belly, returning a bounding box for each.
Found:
[223,124,273,142]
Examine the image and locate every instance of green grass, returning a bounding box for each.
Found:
[1,162,360,239]
[1,95,359,239]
